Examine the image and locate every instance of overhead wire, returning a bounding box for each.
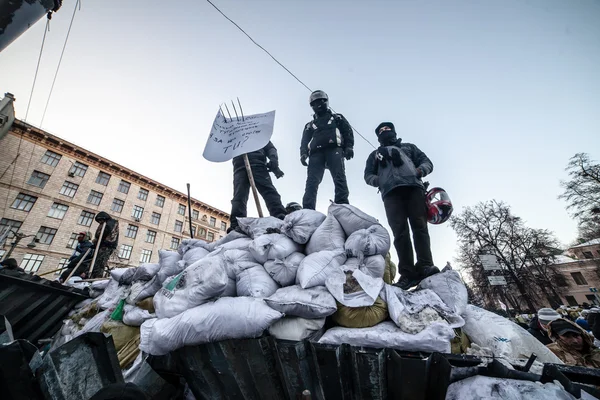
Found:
[204,0,377,149]
[24,18,50,122]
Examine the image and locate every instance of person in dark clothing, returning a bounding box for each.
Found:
[285,202,303,214]
[364,122,437,290]
[300,90,354,210]
[228,141,286,232]
[0,258,22,271]
[90,211,119,278]
[59,231,94,283]
[527,308,561,345]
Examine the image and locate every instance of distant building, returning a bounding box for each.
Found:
[0,118,229,277]
[554,239,600,306]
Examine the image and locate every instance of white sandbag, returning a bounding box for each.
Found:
[237,216,285,238]
[134,276,162,302]
[328,203,379,236]
[341,256,386,279]
[265,285,337,318]
[344,225,391,259]
[123,305,155,327]
[249,234,302,264]
[236,265,279,298]
[326,268,384,308]
[383,284,464,334]
[91,279,110,291]
[462,305,563,364]
[221,277,237,297]
[417,270,468,316]
[318,321,453,353]
[281,210,327,244]
[222,249,257,278]
[268,317,325,341]
[74,310,110,337]
[127,281,146,305]
[263,252,305,286]
[209,231,248,249]
[214,237,252,252]
[154,256,228,318]
[305,214,346,254]
[132,263,160,282]
[110,267,133,282]
[179,247,210,268]
[178,238,211,254]
[297,250,346,289]
[66,276,91,290]
[96,280,128,310]
[139,297,283,356]
[156,250,183,284]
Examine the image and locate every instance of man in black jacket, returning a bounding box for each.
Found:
[300,90,354,210]
[528,308,561,345]
[229,141,286,232]
[364,122,437,290]
[59,231,94,283]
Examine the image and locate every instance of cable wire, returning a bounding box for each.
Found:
[24,18,50,122]
[205,0,377,149]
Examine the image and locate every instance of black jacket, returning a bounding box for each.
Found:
[527,316,552,345]
[69,240,94,262]
[95,212,119,249]
[300,111,353,156]
[232,141,279,173]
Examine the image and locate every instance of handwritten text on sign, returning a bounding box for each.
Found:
[202,110,276,162]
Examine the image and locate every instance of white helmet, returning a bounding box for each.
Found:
[309,90,328,104]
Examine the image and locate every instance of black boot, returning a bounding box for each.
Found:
[394,266,440,290]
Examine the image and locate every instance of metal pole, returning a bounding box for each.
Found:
[87,223,106,278]
[243,153,264,217]
[186,183,194,238]
[3,236,20,260]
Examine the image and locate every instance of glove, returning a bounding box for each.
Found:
[300,154,308,167]
[344,148,354,160]
[267,162,284,179]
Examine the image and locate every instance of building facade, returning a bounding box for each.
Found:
[0,119,229,277]
[555,239,600,306]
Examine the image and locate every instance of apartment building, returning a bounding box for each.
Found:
[0,119,229,276]
[555,239,600,306]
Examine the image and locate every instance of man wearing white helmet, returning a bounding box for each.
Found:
[528,308,561,345]
[300,90,354,209]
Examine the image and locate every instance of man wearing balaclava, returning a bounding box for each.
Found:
[300,90,354,209]
[364,122,436,290]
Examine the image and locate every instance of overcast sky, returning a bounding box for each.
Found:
[1,0,599,268]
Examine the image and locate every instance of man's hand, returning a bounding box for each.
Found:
[416,168,423,178]
[300,154,308,166]
[344,148,354,160]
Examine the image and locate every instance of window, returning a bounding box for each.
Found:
[140,249,152,263]
[125,224,138,239]
[138,188,148,201]
[565,296,578,306]
[220,221,227,231]
[67,232,79,249]
[57,258,69,274]
[59,181,79,197]
[87,190,103,206]
[571,272,588,285]
[117,180,131,194]
[151,212,161,225]
[155,195,165,208]
[191,225,196,237]
[132,205,144,220]
[95,171,111,186]
[583,251,595,259]
[170,237,180,250]
[556,275,569,287]
[209,217,216,227]
[11,193,37,212]
[78,210,95,226]
[192,209,199,220]
[40,150,62,167]
[69,161,88,177]
[111,198,124,213]
[586,294,597,303]
[174,220,183,232]
[119,244,133,260]
[198,228,206,237]
[178,204,186,215]
[207,232,214,242]
[0,219,22,245]
[48,203,69,219]
[36,226,58,245]
[146,230,156,244]
[20,254,45,273]
[27,170,50,188]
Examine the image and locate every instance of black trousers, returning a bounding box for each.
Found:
[383,186,433,278]
[302,147,349,210]
[230,165,286,228]
[59,256,91,282]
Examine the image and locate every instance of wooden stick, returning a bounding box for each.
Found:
[38,266,68,277]
[87,223,106,277]
[64,248,92,282]
[243,153,264,217]
[79,277,111,282]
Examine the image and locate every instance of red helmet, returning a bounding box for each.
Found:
[426,187,453,224]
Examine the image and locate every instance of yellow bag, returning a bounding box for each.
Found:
[135,297,155,313]
[332,297,389,328]
[383,253,397,285]
[100,319,140,352]
[117,335,141,369]
[450,328,471,354]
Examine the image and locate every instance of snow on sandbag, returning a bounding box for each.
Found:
[319,321,454,353]
[91,279,110,291]
[154,256,228,318]
[328,203,379,237]
[268,317,325,341]
[236,264,279,298]
[132,263,160,282]
[156,250,183,284]
[237,216,285,238]
[417,270,468,316]
[344,225,391,259]
[297,250,346,289]
[179,247,210,268]
[281,209,327,244]
[332,297,389,328]
[383,284,464,334]
[326,268,383,308]
[134,276,162,302]
[264,252,305,286]
[139,297,284,356]
[249,234,302,264]
[462,305,563,364]
[265,285,337,318]
[305,214,346,254]
[123,305,155,327]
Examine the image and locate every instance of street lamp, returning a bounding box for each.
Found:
[1,232,38,261]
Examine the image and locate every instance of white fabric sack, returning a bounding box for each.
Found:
[383,284,464,334]
[297,250,346,289]
[74,310,110,338]
[359,255,385,279]
[214,237,252,252]
[462,305,563,363]
[237,216,285,238]
[134,276,162,302]
[249,234,302,264]
[344,225,391,259]
[222,249,257,278]
[318,321,454,353]
[221,277,237,297]
[268,317,325,341]
[96,280,127,310]
[110,267,134,283]
[263,252,305,286]
[179,247,210,268]
[123,305,155,327]
[236,265,279,298]
[326,268,384,308]
[139,297,283,356]
[417,270,468,316]
[132,263,160,282]
[305,214,346,254]
[178,238,212,254]
[209,231,248,250]
[156,250,183,284]
[328,203,379,236]
[281,210,327,244]
[265,285,337,318]
[154,256,228,318]
[127,281,146,305]
[91,279,110,291]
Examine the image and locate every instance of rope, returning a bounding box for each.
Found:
[24,18,50,122]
